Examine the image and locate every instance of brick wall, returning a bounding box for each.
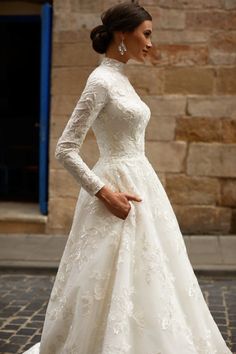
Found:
[47,0,236,235]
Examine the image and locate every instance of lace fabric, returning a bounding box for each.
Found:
[23,57,232,354]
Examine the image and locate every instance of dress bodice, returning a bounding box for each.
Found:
[55,57,151,196]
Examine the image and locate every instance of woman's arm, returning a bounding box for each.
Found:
[55,74,107,196]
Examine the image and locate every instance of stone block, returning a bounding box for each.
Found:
[174,205,232,234]
[221,179,236,207]
[50,115,71,140]
[188,235,222,265]
[216,68,236,94]
[187,95,236,118]
[147,7,185,30]
[143,95,186,117]
[219,235,236,264]
[126,65,164,95]
[175,117,221,142]
[209,52,236,65]
[146,141,187,172]
[52,67,93,95]
[156,0,224,8]
[146,116,176,141]
[53,29,91,43]
[186,11,236,30]
[54,0,71,12]
[155,44,208,66]
[209,30,236,51]
[152,30,209,44]
[53,42,99,67]
[165,174,221,205]
[49,138,64,170]
[48,197,77,231]
[54,11,101,32]
[222,118,236,143]
[164,67,214,94]
[70,0,102,13]
[51,95,78,116]
[53,12,78,32]
[209,31,236,64]
[49,169,79,198]
[187,143,236,177]
[225,0,236,9]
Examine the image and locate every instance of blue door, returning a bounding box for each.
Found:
[39,3,52,215]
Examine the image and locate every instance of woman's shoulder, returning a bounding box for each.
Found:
[87,65,111,89]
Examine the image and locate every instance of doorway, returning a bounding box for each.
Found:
[0,3,52,215]
[0,16,41,203]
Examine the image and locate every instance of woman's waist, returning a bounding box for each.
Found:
[97,151,147,164]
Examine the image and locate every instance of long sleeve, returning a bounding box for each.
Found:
[55,74,108,196]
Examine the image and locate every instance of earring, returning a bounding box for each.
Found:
[118,38,127,55]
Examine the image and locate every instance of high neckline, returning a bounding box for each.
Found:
[100,56,126,73]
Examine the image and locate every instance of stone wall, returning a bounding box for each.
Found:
[47,0,236,235]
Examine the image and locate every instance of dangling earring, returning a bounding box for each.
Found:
[118,38,127,55]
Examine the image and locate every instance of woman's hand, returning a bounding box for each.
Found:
[95,185,142,220]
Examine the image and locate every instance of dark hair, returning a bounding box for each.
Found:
[90,1,152,54]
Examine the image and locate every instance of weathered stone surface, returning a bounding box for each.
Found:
[225,0,236,9]
[126,65,164,95]
[187,143,236,177]
[48,197,77,231]
[49,138,64,170]
[209,52,236,65]
[209,31,236,64]
[51,95,78,116]
[189,235,223,265]
[146,7,186,30]
[186,11,236,30]
[154,0,224,8]
[143,95,186,117]
[175,117,221,142]
[146,116,176,141]
[53,42,99,67]
[209,31,236,52]
[154,44,208,66]
[187,96,236,118]
[50,115,69,139]
[174,205,232,234]
[54,12,100,32]
[164,68,214,94]
[70,0,102,13]
[146,141,187,172]
[52,67,94,95]
[50,169,79,198]
[216,68,236,94]
[152,30,209,44]
[54,29,91,43]
[222,118,236,143]
[221,179,236,206]
[165,174,221,205]
[220,235,236,264]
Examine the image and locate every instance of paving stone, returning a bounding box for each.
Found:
[0,269,235,353]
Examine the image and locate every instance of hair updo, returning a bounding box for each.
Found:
[90,1,152,54]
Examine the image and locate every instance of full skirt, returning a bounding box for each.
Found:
[23,155,232,354]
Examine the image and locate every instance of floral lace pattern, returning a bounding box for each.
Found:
[23,57,232,354]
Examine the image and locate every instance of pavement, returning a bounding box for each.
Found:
[0,268,235,354]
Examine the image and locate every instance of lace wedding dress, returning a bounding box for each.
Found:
[23,57,232,354]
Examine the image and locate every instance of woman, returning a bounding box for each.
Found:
[24,1,232,353]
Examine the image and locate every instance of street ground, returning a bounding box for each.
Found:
[0,268,235,354]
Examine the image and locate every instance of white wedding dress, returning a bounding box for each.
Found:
[23,57,232,354]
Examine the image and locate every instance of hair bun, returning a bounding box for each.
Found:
[90,24,113,54]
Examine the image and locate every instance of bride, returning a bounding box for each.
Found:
[23,1,232,353]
